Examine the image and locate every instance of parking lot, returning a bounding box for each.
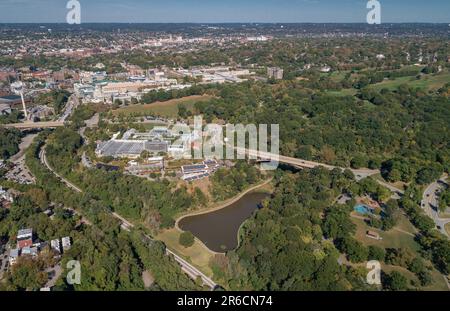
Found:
[5,157,35,185]
[5,133,37,185]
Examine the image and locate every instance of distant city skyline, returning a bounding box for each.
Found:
[0,0,449,23]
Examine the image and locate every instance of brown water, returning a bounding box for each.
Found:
[179,192,269,253]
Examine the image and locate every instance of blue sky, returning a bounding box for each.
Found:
[0,0,449,23]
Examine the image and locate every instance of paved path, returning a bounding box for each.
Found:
[6,133,37,185]
[2,94,79,129]
[40,148,82,193]
[44,264,62,288]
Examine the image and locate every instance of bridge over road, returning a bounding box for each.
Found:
[2,121,65,129]
[235,147,379,181]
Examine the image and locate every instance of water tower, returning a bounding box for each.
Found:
[10,81,28,120]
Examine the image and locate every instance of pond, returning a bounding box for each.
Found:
[178,192,270,253]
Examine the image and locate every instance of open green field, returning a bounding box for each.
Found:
[156,228,215,278]
[112,95,214,118]
[352,215,419,251]
[320,71,350,82]
[323,69,449,98]
[369,71,450,91]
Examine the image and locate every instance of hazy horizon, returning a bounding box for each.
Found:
[1,22,449,25]
[0,0,449,24]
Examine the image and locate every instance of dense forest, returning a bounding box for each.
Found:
[214,168,371,290]
[0,186,202,290]
[209,161,262,201]
[0,128,23,160]
[208,168,450,290]
[191,81,449,184]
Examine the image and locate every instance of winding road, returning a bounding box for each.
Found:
[421,175,450,238]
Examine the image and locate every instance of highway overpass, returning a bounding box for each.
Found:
[235,147,379,180]
[2,121,66,129]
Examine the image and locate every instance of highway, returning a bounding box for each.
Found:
[2,121,65,129]
[58,94,79,122]
[38,146,217,289]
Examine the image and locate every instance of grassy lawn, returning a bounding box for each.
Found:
[112,95,214,118]
[156,228,215,278]
[381,264,448,291]
[393,211,419,235]
[424,269,450,291]
[369,71,450,91]
[320,71,350,82]
[352,216,419,251]
[372,173,407,191]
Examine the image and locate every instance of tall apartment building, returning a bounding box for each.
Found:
[267,67,284,80]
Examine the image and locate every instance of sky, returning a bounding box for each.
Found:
[0,0,449,23]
